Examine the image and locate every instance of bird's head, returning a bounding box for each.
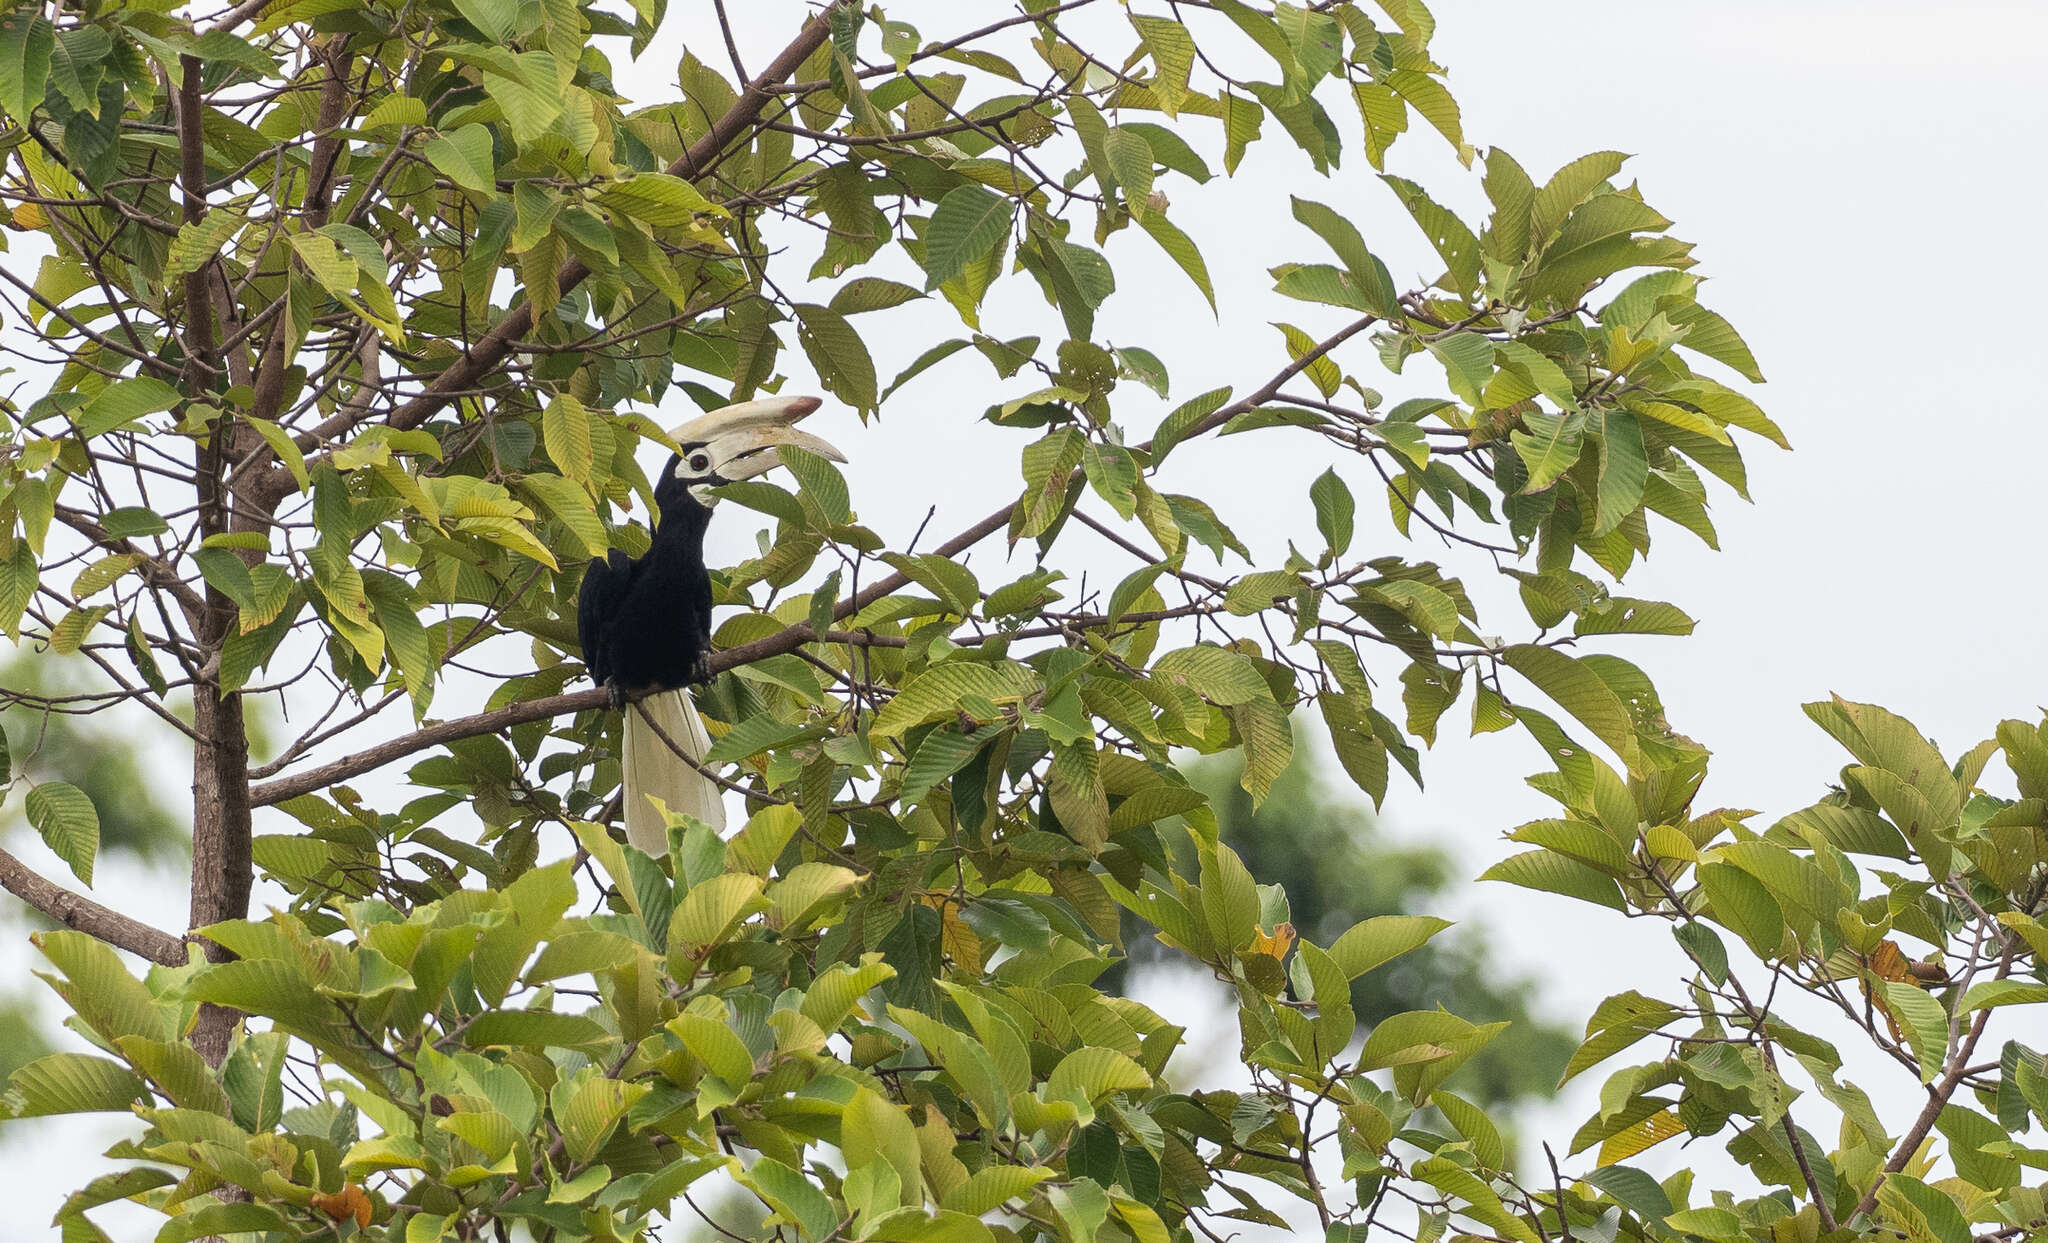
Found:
[659,395,846,508]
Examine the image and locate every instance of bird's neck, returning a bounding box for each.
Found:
[655,488,713,544]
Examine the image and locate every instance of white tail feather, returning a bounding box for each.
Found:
[623,689,725,853]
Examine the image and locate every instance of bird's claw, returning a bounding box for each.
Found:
[603,678,626,711]
[689,651,713,686]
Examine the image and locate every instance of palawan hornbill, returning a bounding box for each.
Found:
[577,395,845,853]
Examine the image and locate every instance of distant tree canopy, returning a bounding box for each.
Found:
[0,6,2042,1243]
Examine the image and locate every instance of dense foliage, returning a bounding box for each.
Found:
[0,4,2038,1243]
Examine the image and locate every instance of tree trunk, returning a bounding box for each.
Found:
[188,686,253,1064]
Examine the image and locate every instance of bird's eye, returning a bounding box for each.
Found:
[688,453,711,473]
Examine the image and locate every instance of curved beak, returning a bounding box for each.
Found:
[669,395,846,482]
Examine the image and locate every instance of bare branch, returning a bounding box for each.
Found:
[0,846,188,966]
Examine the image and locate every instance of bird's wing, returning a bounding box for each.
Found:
[622,688,726,854]
[576,550,633,687]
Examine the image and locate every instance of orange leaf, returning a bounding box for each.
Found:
[1249,921,1296,962]
[311,1184,373,1227]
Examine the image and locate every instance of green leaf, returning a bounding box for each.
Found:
[362,93,427,130]
[1327,914,1452,979]
[882,338,970,402]
[670,873,767,957]
[1322,693,1389,807]
[668,1010,754,1086]
[244,417,309,493]
[1878,1174,1971,1243]
[700,713,805,768]
[1958,979,2048,1014]
[780,444,852,523]
[163,209,248,284]
[1382,175,1480,296]
[1533,151,1629,240]
[0,3,53,127]
[1198,841,1261,950]
[1574,597,1695,637]
[801,955,896,1032]
[1881,982,1951,1083]
[1309,468,1354,556]
[1046,1046,1151,1112]
[424,124,497,195]
[463,1009,610,1051]
[46,25,107,115]
[1271,262,1377,314]
[78,377,180,439]
[155,1202,290,1243]
[1664,301,1764,382]
[743,1157,839,1241]
[26,781,98,885]
[560,1077,645,1163]
[70,553,139,601]
[1082,441,1139,519]
[1222,90,1264,174]
[767,862,861,932]
[841,1088,922,1209]
[597,171,723,226]
[1433,1089,1505,1170]
[52,1168,176,1222]
[1103,126,1155,214]
[880,552,979,615]
[452,0,518,41]
[1509,411,1585,493]
[871,661,1042,738]
[522,473,607,557]
[4,1052,145,1117]
[1150,385,1231,466]
[1290,198,1401,317]
[541,392,594,484]
[1129,15,1194,115]
[1137,209,1215,312]
[34,931,173,1050]
[101,507,170,538]
[1480,849,1624,911]
[1591,411,1647,537]
[1504,645,1639,768]
[1387,70,1466,160]
[1583,1164,1672,1225]
[1152,645,1271,706]
[288,229,357,300]
[925,184,1015,288]
[942,1165,1056,1216]
[1696,862,1785,959]
[796,303,878,413]
[1427,333,1494,406]
[830,277,924,316]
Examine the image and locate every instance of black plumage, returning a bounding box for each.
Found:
[576,456,716,704]
[571,394,839,852]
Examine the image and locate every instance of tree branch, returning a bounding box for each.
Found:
[0,847,188,966]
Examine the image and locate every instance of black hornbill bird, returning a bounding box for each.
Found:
[577,395,845,853]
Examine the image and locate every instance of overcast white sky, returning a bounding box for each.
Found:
[7,1,2048,1235]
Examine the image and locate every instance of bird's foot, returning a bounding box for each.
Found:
[689,651,713,686]
[603,678,627,711]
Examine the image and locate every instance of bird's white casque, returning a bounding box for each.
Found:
[668,394,848,504]
[623,395,844,852]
